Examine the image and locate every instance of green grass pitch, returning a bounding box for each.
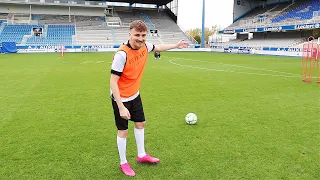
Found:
[0,52,319,179]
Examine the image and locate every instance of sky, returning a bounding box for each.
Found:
[177,0,234,30]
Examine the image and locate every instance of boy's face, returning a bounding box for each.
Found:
[129,28,147,49]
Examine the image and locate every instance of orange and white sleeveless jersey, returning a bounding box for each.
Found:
[110,41,154,102]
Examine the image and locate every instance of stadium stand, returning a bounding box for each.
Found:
[0,25,44,45]
[217,0,320,50]
[272,0,320,23]
[76,26,114,46]
[39,15,71,25]
[226,0,318,29]
[0,0,194,47]
[26,25,75,46]
[72,8,193,46]
[117,9,194,44]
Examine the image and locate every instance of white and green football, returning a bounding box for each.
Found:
[185,113,197,125]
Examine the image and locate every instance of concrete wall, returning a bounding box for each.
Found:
[0,3,105,16]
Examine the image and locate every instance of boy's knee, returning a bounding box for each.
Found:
[118,130,129,138]
[135,122,145,129]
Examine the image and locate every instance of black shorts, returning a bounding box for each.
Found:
[111,95,145,130]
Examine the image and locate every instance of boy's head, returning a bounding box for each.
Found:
[129,20,148,49]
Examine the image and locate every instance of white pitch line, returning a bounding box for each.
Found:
[167,57,317,78]
[173,58,299,76]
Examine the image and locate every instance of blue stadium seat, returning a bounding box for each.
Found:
[272,0,320,23]
[26,24,75,46]
[0,25,44,44]
[0,23,75,45]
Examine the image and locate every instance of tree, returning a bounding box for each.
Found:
[186,25,221,44]
[193,34,201,44]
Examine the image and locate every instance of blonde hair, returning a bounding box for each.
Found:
[130,20,147,32]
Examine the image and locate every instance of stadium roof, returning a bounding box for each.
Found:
[92,0,173,6]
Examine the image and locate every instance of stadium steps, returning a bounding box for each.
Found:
[277,2,296,14]
[260,2,296,23]
[267,5,279,12]
[290,38,308,48]
[21,35,32,45]
[75,28,115,46]
[230,37,305,48]
[42,25,48,37]
[226,1,313,28]
[106,16,122,27]
[147,12,194,44]
[263,3,292,19]
[271,0,311,23]
[0,23,5,35]
[177,23,198,44]
[140,12,156,30]
[109,27,118,45]
[158,37,164,44]
[72,35,76,45]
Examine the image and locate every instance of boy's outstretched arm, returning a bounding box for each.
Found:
[154,40,189,52]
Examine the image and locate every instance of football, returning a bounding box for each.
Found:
[185,113,197,125]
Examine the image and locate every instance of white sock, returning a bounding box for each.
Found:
[117,136,127,165]
[134,128,146,158]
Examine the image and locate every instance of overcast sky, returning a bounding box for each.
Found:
[177,0,234,30]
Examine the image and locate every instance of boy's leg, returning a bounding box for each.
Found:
[111,99,136,176]
[131,95,160,164]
